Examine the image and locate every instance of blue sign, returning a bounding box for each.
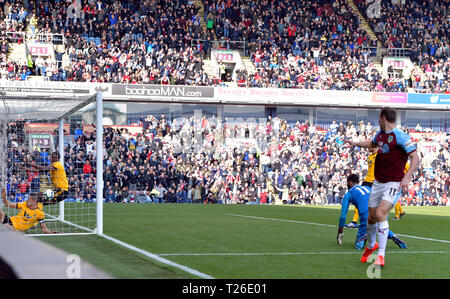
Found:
[408,93,450,105]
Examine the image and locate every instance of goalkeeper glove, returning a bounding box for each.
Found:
[337,226,344,246]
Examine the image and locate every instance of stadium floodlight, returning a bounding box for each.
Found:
[0,92,103,236]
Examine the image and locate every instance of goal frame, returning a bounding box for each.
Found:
[0,92,103,237]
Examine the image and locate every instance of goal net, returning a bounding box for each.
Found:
[0,93,103,236]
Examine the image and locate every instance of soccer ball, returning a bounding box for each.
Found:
[43,189,54,201]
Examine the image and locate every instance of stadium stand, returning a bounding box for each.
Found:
[5,116,450,206]
[0,1,449,206]
[354,0,449,93]
[0,0,448,92]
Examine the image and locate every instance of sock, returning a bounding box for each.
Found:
[367,223,377,249]
[352,208,359,223]
[377,220,389,257]
[387,229,394,240]
[395,202,400,218]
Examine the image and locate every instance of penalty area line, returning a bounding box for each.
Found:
[226,214,450,244]
[226,213,336,228]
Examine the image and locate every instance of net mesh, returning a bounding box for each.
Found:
[0,99,9,196]
[0,94,98,235]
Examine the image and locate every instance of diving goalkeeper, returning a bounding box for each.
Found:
[1,189,60,234]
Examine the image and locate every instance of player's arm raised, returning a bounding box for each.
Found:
[26,163,56,172]
[2,188,17,209]
[344,139,377,149]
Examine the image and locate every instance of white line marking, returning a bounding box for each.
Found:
[100,234,215,279]
[159,251,450,257]
[227,214,450,244]
[396,233,450,244]
[226,213,336,228]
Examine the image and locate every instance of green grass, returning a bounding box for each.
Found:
[39,204,450,279]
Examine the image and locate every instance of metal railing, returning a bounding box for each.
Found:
[363,46,412,58]
[191,39,248,56]
[34,33,65,45]
[5,31,65,46]
[5,31,26,43]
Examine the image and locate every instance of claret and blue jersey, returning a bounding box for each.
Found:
[372,128,416,183]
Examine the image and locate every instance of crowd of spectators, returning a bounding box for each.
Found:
[205,0,387,90]
[0,0,448,93]
[0,0,29,81]
[354,0,449,93]
[355,0,448,57]
[1,0,213,85]
[203,0,449,92]
[4,113,450,207]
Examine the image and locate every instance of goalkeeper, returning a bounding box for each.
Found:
[1,189,59,234]
[20,151,69,205]
[337,174,406,250]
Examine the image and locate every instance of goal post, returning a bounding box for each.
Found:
[0,92,103,236]
[95,92,103,235]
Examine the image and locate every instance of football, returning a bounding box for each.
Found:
[43,189,54,201]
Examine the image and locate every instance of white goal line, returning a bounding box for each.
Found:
[226,214,450,244]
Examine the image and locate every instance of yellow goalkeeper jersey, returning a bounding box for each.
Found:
[364,153,410,183]
[50,161,68,191]
[404,160,410,174]
[10,202,45,231]
[364,152,377,183]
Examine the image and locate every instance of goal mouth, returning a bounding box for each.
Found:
[0,93,103,236]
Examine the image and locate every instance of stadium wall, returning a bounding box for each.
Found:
[2,80,450,132]
[2,80,449,108]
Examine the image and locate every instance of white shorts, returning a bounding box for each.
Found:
[368,180,402,208]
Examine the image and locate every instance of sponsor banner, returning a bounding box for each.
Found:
[0,80,111,95]
[1,79,449,109]
[371,92,407,104]
[407,93,450,105]
[25,123,70,134]
[215,87,372,105]
[112,84,214,98]
[27,43,55,57]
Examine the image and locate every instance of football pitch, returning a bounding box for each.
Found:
[39,204,450,279]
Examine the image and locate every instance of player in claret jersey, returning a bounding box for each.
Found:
[337,174,407,250]
[345,108,420,267]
